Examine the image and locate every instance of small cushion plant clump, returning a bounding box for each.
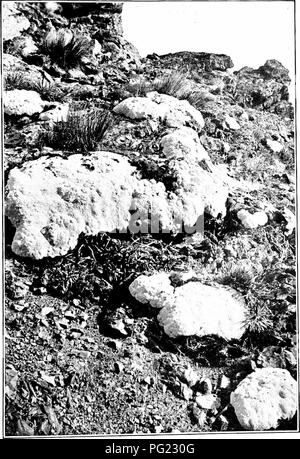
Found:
[42,29,91,69]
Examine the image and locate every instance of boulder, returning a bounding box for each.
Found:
[230,368,297,430]
[129,273,174,308]
[4,90,45,116]
[113,92,205,131]
[237,209,268,229]
[157,282,246,339]
[5,149,229,259]
[2,2,30,42]
[129,274,246,339]
[5,152,137,258]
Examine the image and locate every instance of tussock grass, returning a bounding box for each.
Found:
[4,71,66,102]
[38,104,112,152]
[153,72,187,97]
[4,71,24,91]
[30,79,66,102]
[153,72,209,110]
[124,78,151,97]
[42,29,91,69]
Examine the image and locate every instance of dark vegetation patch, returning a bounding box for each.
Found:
[35,233,188,306]
[153,72,210,111]
[124,72,210,111]
[220,225,296,348]
[41,29,91,69]
[130,154,177,192]
[4,71,67,102]
[37,104,112,153]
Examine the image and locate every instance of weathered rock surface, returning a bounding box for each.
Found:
[5,152,136,258]
[5,148,229,259]
[4,90,45,116]
[130,274,246,339]
[157,282,246,339]
[114,92,205,131]
[160,127,208,161]
[233,60,292,116]
[2,2,30,42]
[129,273,174,308]
[147,51,234,73]
[230,368,297,430]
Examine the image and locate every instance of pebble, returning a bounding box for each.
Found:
[142,376,155,386]
[195,394,221,412]
[224,114,240,130]
[265,139,283,153]
[108,340,122,351]
[109,319,128,337]
[183,367,199,387]
[41,306,54,317]
[179,383,193,401]
[220,375,231,389]
[114,361,124,373]
[154,425,163,433]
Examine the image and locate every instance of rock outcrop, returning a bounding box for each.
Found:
[233,60,292,116]
[147,51,234,73]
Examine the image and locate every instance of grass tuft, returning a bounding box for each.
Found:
[153,72,209,110]
[4,71,66,102]
[42,29,91,69]
[38,104,112,152]
[123,78,151,97]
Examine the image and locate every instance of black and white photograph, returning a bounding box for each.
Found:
[1,0,298,439]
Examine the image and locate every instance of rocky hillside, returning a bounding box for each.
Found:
[3,2,297,436]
